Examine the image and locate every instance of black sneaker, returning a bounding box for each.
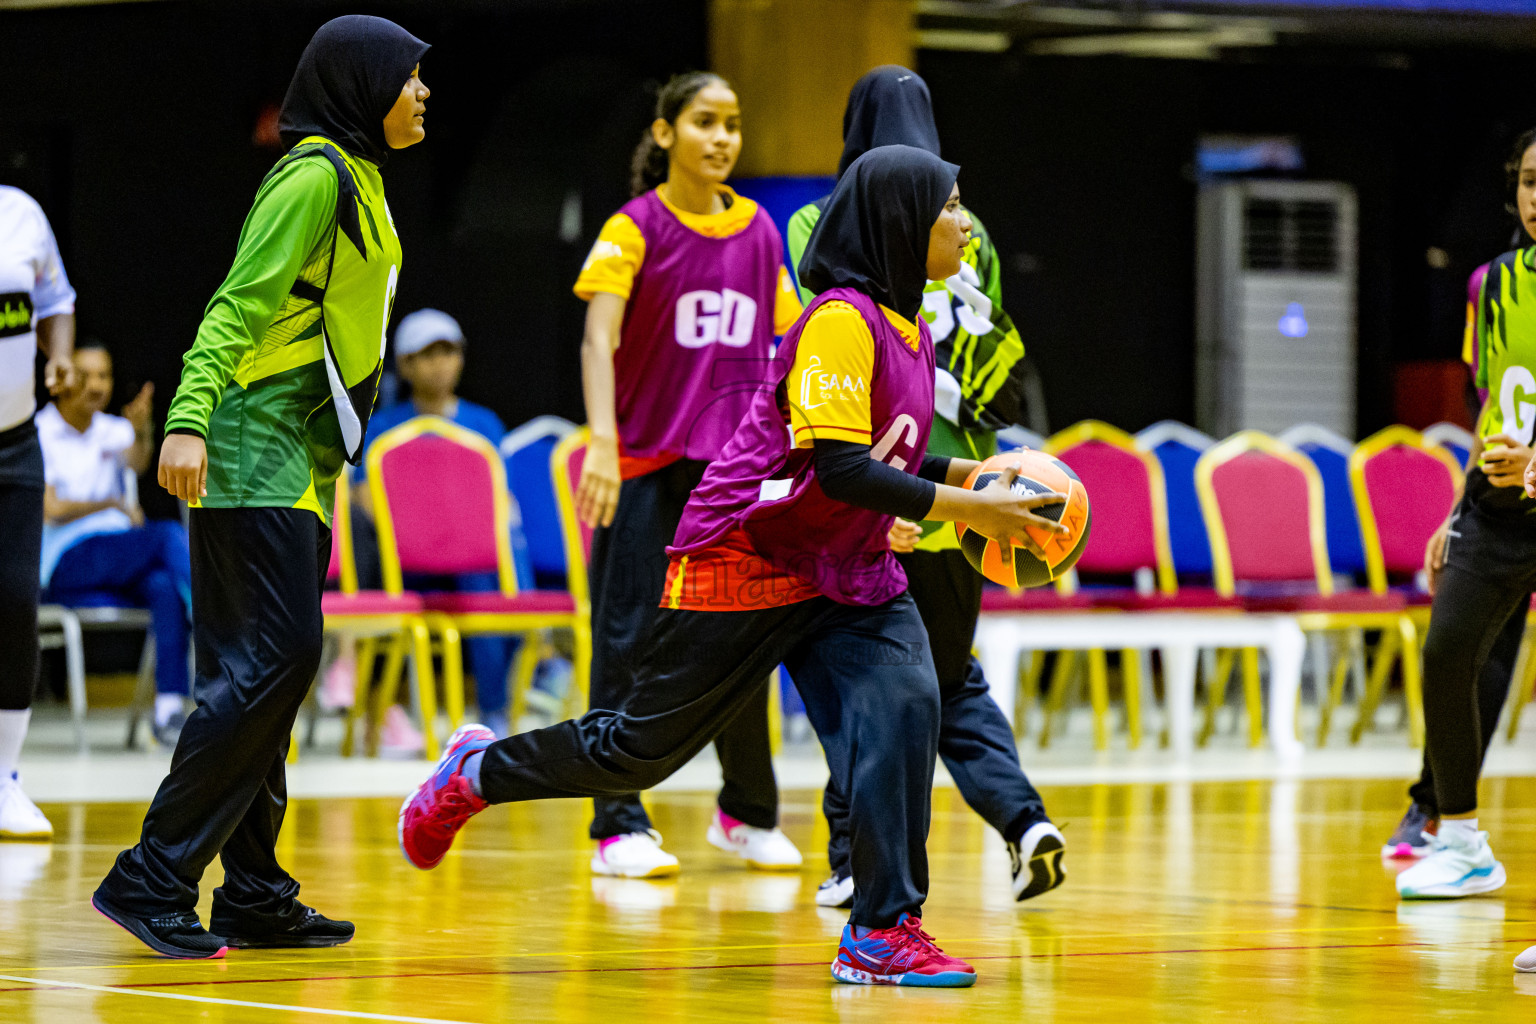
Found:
[1008,821,1066,902]
[91,892,228,959]
[1382,803,1438,860]
[210,897,355,949]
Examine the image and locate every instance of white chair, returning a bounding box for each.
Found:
[35,467,167,751]
[997,425,1046,451]
[37,604,155,752]
[1422,421,1476,470]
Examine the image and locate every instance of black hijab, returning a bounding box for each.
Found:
[836,66,941,178]
[278,15,430,167]
[799,145,959,323]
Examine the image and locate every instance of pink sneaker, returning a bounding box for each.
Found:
[831,915,976,987]
[379,705,425,759]
[319,650,356,711]
[398,725,495,870]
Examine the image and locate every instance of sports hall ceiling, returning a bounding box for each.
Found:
[916,0,1536,56]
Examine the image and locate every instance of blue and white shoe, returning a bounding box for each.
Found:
[815,873,854,909]
[1395,827,1506,900]
[830,915,976,987]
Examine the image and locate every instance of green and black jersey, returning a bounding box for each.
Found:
[1471,246,1536,517]
[788,201,1028,552]
[166,137,401,524]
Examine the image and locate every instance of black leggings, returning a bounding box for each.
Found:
[1421,499,1536,817]
[0,422,44,712]
[1408,592,1529,814]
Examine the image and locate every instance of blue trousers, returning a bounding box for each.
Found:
[50,521,193,697]
[480,594,940,930]
[822,549,1046,874]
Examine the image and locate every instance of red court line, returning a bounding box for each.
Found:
[3,936,1529,994]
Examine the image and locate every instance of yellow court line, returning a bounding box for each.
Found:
[12,919,1531,976]
[0,973,479,1023]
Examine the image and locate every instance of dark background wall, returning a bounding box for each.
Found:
[5,0,1534,459]
[922,44,1535,434]
[2,0,706,522]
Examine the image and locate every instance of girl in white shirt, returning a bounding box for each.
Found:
[0,184,76,839]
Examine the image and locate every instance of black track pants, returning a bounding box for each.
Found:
[823,549,1046,875]
[0,422,43,712]
[96,507,329,915]
[585,459,778,839]
[479,594,940,929]
[1422,499,1536,817]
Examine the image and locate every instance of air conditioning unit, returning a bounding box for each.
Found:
[1196,180,1358,437]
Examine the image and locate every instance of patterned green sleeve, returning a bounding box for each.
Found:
[968,210,1004,311]
[786,202,821,305]
[165,159,338,436]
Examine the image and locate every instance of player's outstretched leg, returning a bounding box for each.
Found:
[399,724,495,869]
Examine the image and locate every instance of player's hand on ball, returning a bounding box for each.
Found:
[577,434,622,528]
[974,462,1068,548]
[888,518,921,553]
[1525,451,1536,499]
[158,433,208,503]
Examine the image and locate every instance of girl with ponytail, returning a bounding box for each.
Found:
[563,72,805,879]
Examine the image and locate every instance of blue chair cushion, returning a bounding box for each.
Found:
[1298,443,1367,578]
[1149,441,1213,577]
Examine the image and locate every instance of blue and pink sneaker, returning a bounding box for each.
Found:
[831,914,976,987]
[398,724,495,870]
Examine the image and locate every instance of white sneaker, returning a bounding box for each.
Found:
[706,809,803,871]
[1516,946,1536,973]
[590,830,680,878]
[0,773,53,840]
[1395,827,1505,900]
[815,872,854,908]
[1008,821,1066,902]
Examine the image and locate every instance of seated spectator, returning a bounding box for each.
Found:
[352,309,528,742]
[36,340,192,745]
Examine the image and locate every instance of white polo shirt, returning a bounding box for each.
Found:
[35,403,134,585]
[0,186,76,432]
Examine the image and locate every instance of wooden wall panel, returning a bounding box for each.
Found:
[709,0,914,176]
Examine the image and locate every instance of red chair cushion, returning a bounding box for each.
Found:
[379,434,502,576]
[1210,451,1317,581]
[1086,587,1242,611]
[980,589,1096,612]
[422,590,577,615]
[322,591,425,615]
[1239,590,1406,613]
[1362,447,1456,576]
[1052,440,1160,576]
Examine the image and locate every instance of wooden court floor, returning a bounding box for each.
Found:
[2,777,1535,1022]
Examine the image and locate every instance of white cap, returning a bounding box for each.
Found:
[393,308,465,359]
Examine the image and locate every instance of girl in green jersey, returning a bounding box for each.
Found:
[93,15,429,960]
[1397,130,1536,908]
